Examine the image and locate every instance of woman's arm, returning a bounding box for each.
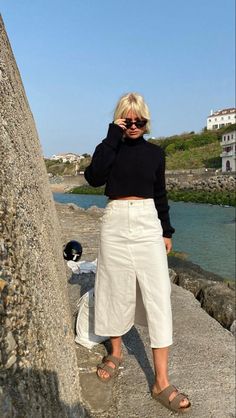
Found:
[154,148,175,239]
[84,123,124,187]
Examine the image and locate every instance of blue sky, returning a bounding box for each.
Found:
[0,0,235,157]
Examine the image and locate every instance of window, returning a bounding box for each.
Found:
[213,124,218,129]
[227,135,230,140]
[226,160,231,171]
[209,119,211,122]
[215,118,217,121]
[221,117,224,120]
[228,116,231,119]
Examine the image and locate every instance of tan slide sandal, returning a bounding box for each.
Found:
[152,384,191,413]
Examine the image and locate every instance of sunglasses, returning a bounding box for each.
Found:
[125,118,147,129]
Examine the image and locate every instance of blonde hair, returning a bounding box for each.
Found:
[113,92,151,134]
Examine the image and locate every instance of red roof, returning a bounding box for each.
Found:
[207,108,236,118]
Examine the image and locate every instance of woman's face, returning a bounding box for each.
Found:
[124,110,147,140]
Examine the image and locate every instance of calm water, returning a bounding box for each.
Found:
[54,193,235,280]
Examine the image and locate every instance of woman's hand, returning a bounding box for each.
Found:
[114,118,127,131]
[163,237,172,254]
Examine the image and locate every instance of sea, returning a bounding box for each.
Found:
[54,193,236,281]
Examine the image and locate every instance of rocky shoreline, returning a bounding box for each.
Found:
[166,173,236,193]
[56,202,235,335]
[50,173,236,206]
[168,257,235,334]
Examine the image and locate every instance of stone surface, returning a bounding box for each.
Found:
[57,202,235,418]
[230,320,236,335]
[166,174,236,192]
[197,283,235,329]
[169,257,235,330]
[0,16,87,417]
[49,162,236,195]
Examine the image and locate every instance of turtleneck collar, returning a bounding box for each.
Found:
[122,136,145,146]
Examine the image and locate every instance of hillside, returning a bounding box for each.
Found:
[148,124,235,170]
[45,124,236,175]
[165,142,221,169]
[45,156,91,176]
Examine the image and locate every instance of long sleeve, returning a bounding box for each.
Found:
[154,149,175,238]
[84,123,123,187]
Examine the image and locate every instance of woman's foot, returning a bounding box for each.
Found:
[152,382,191,411]
[97,351,123,382]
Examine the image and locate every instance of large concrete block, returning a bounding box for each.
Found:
[0,15,86,417]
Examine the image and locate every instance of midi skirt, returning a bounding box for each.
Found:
[94,198,173,348]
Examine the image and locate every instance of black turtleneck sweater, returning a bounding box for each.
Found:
[84,123,175,238]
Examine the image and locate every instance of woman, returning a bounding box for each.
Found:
[84,93,191,413]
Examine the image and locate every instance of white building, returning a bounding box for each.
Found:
[50,153,84,163]
[220,130,236,172]
[207,108,236,130]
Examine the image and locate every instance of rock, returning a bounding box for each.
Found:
[166,174,236,193]
[5,332,16,354]
[230,320,236,335]
[0,299,5,315]
[171,270,216,297]
[168,268,177,283]
[67,203,84,212]
[0,279,8,292]
[197,283,235,330]
[169,256,235,331]
[0,387,17,418]
[86,206,104,215]
[5,354,17,369]
[0,15,84,417]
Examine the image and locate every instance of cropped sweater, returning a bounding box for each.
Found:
[84,123,175,238]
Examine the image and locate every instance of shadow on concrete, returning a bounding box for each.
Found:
[103,327,154,392]
[123,327,155,391]
[68,271,155,391]
[68,272,95,296]
[0,367,92,418]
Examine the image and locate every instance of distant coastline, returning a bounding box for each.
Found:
[66,185,236,207]
[49,172,236,207]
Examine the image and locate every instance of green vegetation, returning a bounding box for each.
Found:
[166,142,221,170]
[45,159,75,176]
[79,157,92,171]
[168,190,236,206]
[148,124,236,170]
[168,250,189,259]
[44,156,91,176]
[68,186,235,207]
[68,185,105,195]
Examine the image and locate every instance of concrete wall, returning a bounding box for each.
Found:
[0,16,86,417]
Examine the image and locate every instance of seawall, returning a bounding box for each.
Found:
[49,170,236,195]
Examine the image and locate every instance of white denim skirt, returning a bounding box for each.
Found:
[94,198,173,348]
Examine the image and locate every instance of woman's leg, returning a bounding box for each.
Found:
[152,347,190,408]
[97,336,123,379]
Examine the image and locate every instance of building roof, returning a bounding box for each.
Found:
[52,153,80,157]
[222,129,236,135]
[207,108,236,118]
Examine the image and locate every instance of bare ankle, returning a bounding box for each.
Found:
[111,349,122,358]
[155,377,169,391]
